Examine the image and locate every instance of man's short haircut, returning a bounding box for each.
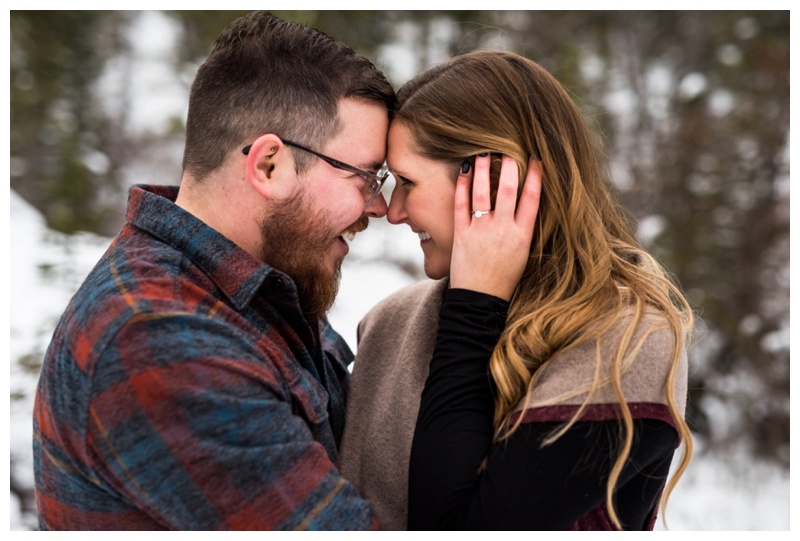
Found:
[182,11,395,180]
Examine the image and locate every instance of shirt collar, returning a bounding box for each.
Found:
[125,184,281,310]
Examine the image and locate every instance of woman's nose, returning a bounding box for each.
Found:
[386,187,407,225]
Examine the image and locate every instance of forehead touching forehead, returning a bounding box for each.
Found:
[386,120,421,170]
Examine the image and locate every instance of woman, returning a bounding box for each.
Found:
[339,50,694,530]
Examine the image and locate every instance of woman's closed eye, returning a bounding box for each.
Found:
[396,175,414,188]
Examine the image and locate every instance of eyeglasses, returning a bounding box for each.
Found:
[242,139,389,206]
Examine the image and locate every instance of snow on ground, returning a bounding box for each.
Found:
[8,188,790,530]
[10,191,112,530]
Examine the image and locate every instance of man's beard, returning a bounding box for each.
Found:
[259,189,367,320]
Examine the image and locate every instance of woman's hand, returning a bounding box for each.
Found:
[449,154,542,301]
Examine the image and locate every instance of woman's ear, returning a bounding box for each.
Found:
[244,134,296,200]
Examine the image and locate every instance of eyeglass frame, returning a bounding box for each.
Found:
[242,139,389,205]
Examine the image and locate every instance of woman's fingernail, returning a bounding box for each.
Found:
[478,152,488,157]
[461,160,471,174]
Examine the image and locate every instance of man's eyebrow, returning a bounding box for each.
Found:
[360,159,386,171]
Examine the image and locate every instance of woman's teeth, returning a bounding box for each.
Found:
[418,232,431,241]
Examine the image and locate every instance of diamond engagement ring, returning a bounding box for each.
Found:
[472,210,493,218]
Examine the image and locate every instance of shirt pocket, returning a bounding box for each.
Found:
[288,373,337,457]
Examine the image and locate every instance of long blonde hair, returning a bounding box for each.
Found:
[395,50,694,529]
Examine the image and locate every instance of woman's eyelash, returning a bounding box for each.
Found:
[397,175,413,185]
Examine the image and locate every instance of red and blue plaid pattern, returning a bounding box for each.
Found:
[33,184,377,530]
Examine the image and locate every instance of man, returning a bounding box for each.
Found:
[33,12,394,530]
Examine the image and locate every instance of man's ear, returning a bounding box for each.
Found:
[244,134,296,200]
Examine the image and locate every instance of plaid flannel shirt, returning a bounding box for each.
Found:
[33,184,377,530]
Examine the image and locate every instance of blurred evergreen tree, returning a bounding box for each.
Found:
[561,11,790,465]
[10,11,132,235]
[166,11,394,75]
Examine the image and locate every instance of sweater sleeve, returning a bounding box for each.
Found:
[408,289,678,530]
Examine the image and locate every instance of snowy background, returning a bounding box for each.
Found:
[7,9,792,532]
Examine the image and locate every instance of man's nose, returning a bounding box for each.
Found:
[364,192,388,218]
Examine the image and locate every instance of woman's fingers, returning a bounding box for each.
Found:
[493,155,521,219]
[471,154,492,214]
[470,155,539,229]
[449,153,540,301]
[515,159,542,231]
[457,153,541,235]
[454,159,473,232]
